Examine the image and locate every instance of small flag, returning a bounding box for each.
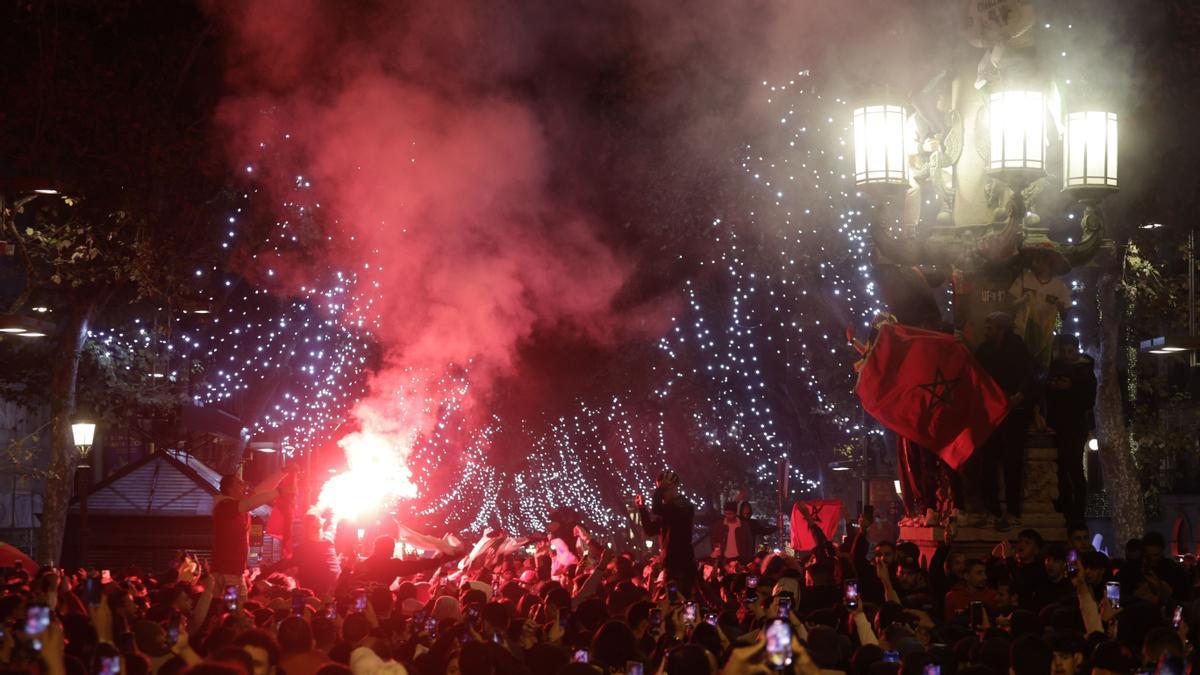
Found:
[790,500,843,551]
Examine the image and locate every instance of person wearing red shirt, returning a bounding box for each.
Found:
[944,559,997,622]
[212,469,291,595]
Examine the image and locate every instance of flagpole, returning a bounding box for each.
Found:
[777,454,789,550]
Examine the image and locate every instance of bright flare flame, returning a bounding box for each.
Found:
[316,430,417,525]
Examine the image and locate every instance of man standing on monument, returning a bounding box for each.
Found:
[974,312,1034,530]
[638,470,696,597]
[1045,334,1096,528]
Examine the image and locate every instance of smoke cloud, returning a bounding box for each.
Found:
[207,0,929,513]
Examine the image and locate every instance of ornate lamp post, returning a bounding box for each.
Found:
[72,419,96,566]
[850,30,1124,543]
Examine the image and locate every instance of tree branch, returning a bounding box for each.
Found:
[5,201,43,314]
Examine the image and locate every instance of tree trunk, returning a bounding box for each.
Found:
[36,297,98,565]
[1095,269,1145,556]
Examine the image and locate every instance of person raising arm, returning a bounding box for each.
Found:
[211,468,292,596]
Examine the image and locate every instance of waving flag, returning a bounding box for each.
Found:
[855,322,1008,469]
[790,500,843,551]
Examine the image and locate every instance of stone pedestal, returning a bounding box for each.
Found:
[902,438,1066,563]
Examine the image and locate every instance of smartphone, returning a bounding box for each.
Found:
[425,616,438,636]
[354,589,368,613]
[626,662,645,675]
[969,601,984,630]
[100,656,121,675]
[667,582,678,600]
[292,593,306,616]
[115,632,135,655]
[467,605,481,626]
[167,617,181,646]
[26,603,51,636]
[649,608,663,627]
[924,665,942,675]
[765,618,793,669]
[883,651,901,664]
[1106,581,1121,610]
[845,580,860,610]
[746,575,759,589]
[683,602,698,625]
[1173,605,1184,630]
[573,649,589,663]
[777,593,793,618]
[85,577,102,607]
[1066,549,1079,578]
[224,585,239,612]
[324,602,337,620]
[26,603,50,651]
[705,612,718,627]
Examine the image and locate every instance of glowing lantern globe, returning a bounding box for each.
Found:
[1063,111,1118,193]
[853,104,909,187]
[73,420,97,467]
[988,90,1046,177]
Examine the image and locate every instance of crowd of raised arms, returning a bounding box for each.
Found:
[1,470,1197,675]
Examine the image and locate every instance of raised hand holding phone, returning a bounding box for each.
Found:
[670,604,688,640]
[223,585,239,612]
[683,602,698,626]
[765,618,794,669]
[844,581,860,610]
[26,603,51,650]
[1105,582,1121,610]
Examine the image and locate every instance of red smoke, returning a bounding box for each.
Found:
[210,0,663,498]
[207,0,920,519]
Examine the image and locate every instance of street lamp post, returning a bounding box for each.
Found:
[72,420,96,567]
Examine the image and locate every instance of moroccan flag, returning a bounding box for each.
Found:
[265,472,295,553]
[855,322,1008,469]
[790,500,843,551]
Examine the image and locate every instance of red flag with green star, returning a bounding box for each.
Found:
[854,322,1008,469]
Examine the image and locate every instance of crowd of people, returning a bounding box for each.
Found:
[0,470,1196,675]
